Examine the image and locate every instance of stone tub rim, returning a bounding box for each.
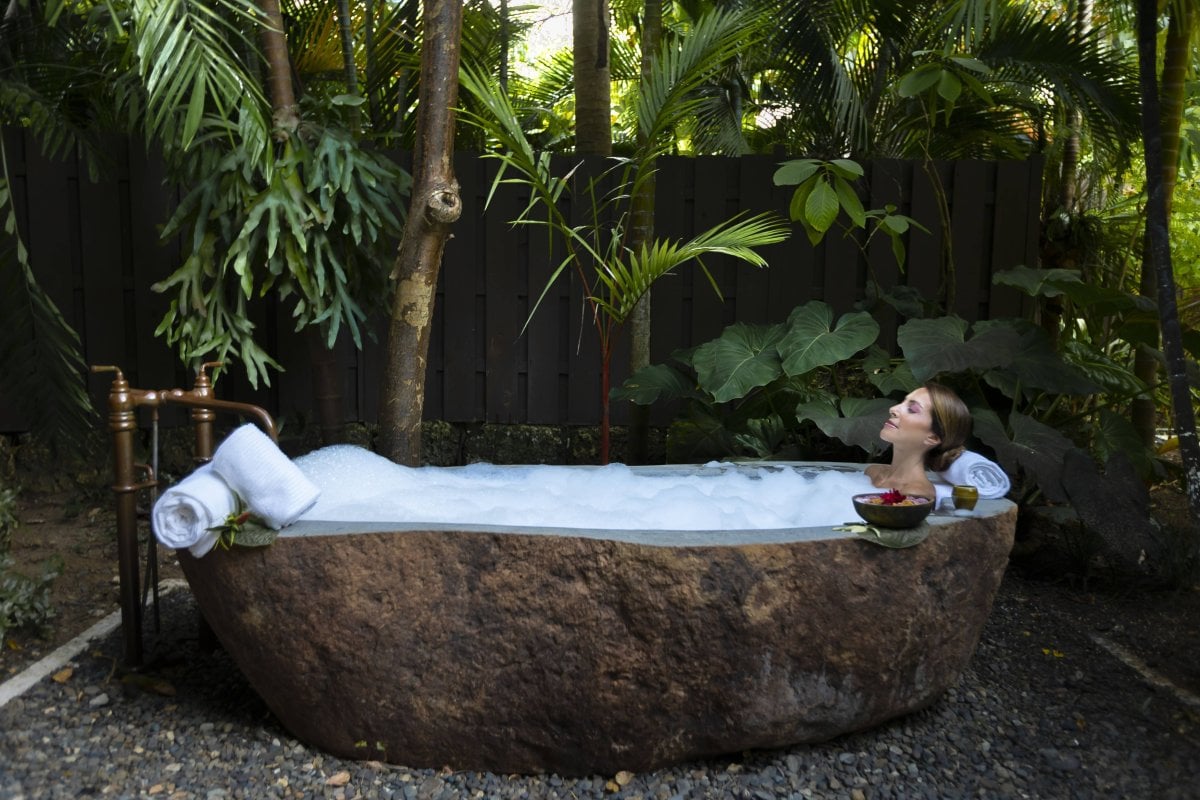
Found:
[283,459,1009,545]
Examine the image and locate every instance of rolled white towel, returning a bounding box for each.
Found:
[937,450,1011,499]
[211,424,320,529]
[151,464,238,557]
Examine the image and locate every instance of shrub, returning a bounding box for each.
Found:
[0,485,62,640]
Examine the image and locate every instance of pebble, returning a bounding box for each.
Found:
[2,577,1198,799]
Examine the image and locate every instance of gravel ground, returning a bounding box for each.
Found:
[2,572,1198,800]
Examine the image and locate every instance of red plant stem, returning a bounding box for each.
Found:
[600,335,613,465]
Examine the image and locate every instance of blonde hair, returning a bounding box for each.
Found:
[923,382,971,472]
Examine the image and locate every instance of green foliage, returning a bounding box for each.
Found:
[613,301,880,461]
[118,0,271,152]
[153,126,410,385]
[459,8,791,462]
[618,265,1182,505]
[897,52,993,126]
[755,0,1139,162]
[0,487,62,639]
[773,158,926,267]
[0,486,16,554]
[0,173,96,446]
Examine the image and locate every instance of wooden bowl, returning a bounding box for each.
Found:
[852,493,934,528]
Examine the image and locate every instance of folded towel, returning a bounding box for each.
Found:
[211,424,320,529]
[151,464,238,557]
[937,450,1011,499]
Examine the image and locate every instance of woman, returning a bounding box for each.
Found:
[865,382,972,499]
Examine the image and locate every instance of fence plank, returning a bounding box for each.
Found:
[867,159,907,350]
[993,155,1041,319]
[78,137,130,407]
[907,161,950,308]
[948,161,991,321]
[484,162,525,422]
[651,157,691,362]
[440,154,484,421]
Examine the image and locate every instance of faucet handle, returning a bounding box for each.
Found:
[90,365,127,386]
[195,361,224,388]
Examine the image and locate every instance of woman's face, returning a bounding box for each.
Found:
[880,388,940,450]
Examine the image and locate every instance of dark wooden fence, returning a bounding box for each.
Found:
[0,128,1042,431]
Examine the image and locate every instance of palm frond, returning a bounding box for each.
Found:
[125,0,270,151]
[599,211,792,322]
[0,172,94,446]
[636,7,767,157]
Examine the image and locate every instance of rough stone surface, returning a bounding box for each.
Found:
[180,503,1016,776]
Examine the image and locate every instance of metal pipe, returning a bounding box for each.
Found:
[91,363,277,667]
[92,366,143,666]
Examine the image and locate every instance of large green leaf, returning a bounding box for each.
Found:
[778,301,880,377]
[862,346,918,395]
[1056,282,1154,317]
[666,411,738,463]
[804,179,840,234]
[992,266,1084,297]
[973,409,1074,503]
[1061,340,1148,398]
[974,319,1100,395]
[1093,409,1157,479]
[693,322,787,403]
[897,316,1021,381]
[732,414,790,459]
[801,396,893,455]
[611,364,698,405]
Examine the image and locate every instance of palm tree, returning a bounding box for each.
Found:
[574,0,613,154]
[1136,0,1200,536]
[460,7,791,464]
[753,0,1139,162]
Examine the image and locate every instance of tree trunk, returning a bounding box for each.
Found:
[365,0,378,124]
[260,0,352,442]
[573,0,611,155]
[336,0,360,130]
[259,0,299,139]
[1136,0,1200,531]
[306,327,347,445]
[1132,2,1193,447]
[626,0,662,464]
[377,0,463,465]
[1058,0,1091,213]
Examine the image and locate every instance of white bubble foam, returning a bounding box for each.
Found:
[294,446,875,530]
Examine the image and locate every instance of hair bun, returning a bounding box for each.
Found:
[928,445,967,473]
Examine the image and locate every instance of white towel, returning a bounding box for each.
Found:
[211,424,320,529]
[937,450,1011,499]
[151,464,238,557]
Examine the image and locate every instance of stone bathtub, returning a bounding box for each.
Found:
[178,462,1016,776]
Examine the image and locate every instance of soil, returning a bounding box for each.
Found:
[2,488,184,680]
[3,482,1199,706]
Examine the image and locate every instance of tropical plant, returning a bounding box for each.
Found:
[153,113,410,387]
[0,0,116,445]
[617,271,1178,512]
[459,8,792,464]
[0,486,61,640]
[753,0,1140,162]
[773,157,926,267]
[613,301,885,461]
[1134,0,1200,539]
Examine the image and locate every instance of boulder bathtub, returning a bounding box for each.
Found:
[178,463,1017,776]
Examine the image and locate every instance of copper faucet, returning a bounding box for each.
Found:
[92,363,276,666]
